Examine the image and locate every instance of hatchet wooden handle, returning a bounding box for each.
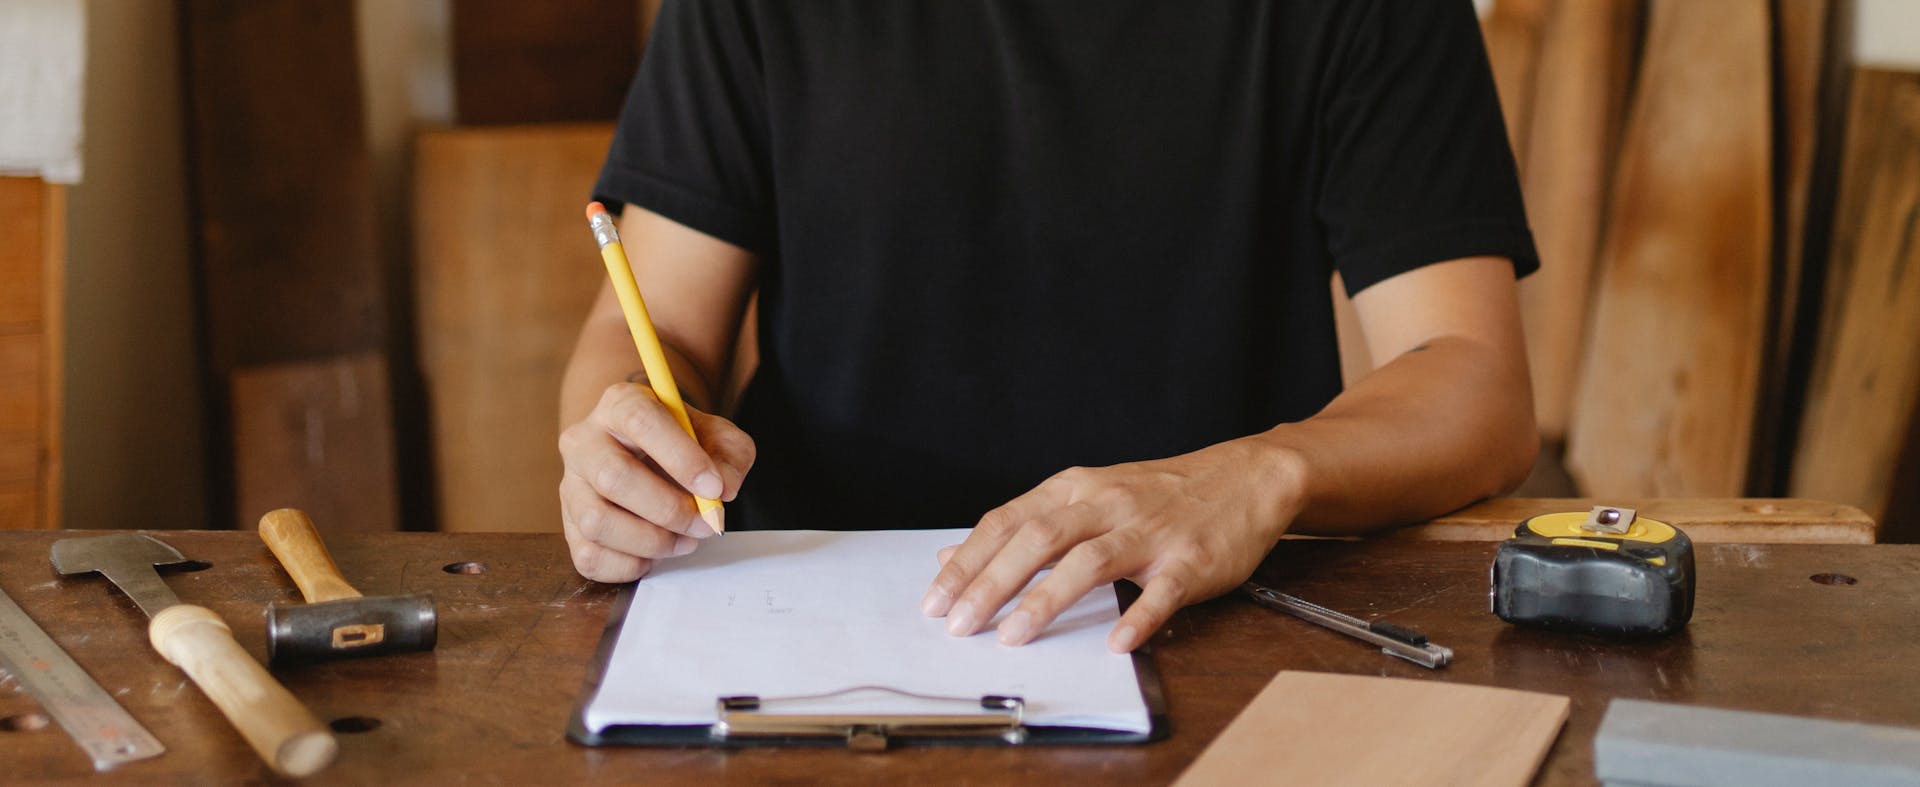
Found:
[149,604,337,777]
[260,508,363,604]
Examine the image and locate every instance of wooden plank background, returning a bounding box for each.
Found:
[1565,0,1774,498]
[0,178,62,530]
[1515,0,1640,445]
[413,125,613,532]
[451,0,639,125]
[179,0,401,531]
[1747,0,1845,495]
[1791,70,1920,534]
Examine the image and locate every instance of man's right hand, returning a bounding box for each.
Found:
[558,382,756,582]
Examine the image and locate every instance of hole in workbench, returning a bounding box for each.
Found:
[162,560,214,574]
[0,713,50,732]
[329,716,382,733]
[443,561,487,575]
[1810,573,1858,586]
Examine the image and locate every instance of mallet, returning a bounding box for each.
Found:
[259,509,438,666]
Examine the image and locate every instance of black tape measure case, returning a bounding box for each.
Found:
[1492,507,1695,636]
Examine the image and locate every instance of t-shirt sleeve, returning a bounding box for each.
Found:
[1317,0,1540,297]
[592,0,774,254]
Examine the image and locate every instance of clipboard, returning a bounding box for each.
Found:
[567,580,1169,750]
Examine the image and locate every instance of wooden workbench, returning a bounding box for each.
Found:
[1,511,1914,784]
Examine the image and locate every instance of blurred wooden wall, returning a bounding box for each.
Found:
[1475,0,1920,540]
[175,0,654,533]
[0,178,63,531]
[181,0,401,533]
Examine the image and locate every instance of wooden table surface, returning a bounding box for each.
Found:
[1,528,1916,785]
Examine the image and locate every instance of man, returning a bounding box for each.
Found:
[558,0,1538,653]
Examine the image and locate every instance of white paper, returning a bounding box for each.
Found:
[582,529,1151,735]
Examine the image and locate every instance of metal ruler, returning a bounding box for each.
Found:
[0,581,165,770]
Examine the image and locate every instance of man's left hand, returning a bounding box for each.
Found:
[919,437,1303,652]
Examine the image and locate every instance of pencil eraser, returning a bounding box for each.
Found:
[586,201,609,220]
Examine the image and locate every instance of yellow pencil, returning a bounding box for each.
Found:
[585,202,725,535]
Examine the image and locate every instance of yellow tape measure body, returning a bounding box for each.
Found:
[1493,509,1695,636]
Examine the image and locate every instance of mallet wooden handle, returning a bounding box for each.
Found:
[260,508,363,603]
[149,605,337,777]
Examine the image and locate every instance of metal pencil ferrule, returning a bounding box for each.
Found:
[588,211,621,248]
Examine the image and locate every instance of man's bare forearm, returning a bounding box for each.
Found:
[1248,334,1537,536]
[560,309,721,428]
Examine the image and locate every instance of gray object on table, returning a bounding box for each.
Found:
[1595,698,1920,787]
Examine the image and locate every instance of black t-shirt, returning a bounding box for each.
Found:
[593,0,1538,531]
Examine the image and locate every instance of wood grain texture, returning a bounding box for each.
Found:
[180,0,401,531]
[1480,0,1550,170]
[146,604,338,777]
[1882,391,1920,544]
[451,0,637,125]
[1400,496,1875,544]
[180,0,386,370]
[258,508,363,602]
[1517,0,1641,443]
[231,354,399,533]
[1791,70,1920,526]
[3,530,1918,784]
[1751,0,1844,495]
[1566,0,1773,497]
[0,178,60,530]
[1174,671,1568,787]
[412,125,613,532]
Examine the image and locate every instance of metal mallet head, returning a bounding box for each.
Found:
[258,509,439,666]
[266,592,437,666]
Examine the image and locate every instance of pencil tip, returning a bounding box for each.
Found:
[702,506,726,536]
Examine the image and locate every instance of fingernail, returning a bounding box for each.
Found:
[946,602,977,637]
[921,586,953,617]
[688,519,716,539]
[670,535,698,557]
[998,610,1034,646]
[692,471,723,499]
[1107,625,1138,653]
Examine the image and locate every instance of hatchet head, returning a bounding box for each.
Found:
[51,533,195,617]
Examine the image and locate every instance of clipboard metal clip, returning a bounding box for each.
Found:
[714,686,1027,751]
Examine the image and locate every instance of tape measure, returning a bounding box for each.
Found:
[1491,506,1695,636]
[0,582,165,770]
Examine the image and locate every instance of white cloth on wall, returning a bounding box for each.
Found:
[0,0,85,183]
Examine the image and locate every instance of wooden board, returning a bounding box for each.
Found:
[1399,496,1875,544]
[5,532,1920,784]
[1750,0,1844,494]
[1173,671,1569,787]
[451,0,638,125]
[1791,70,1920,528]
[1516,0,1640,443]
[1480,0,1550,170]
[0,177,61,530]
[413,125,615,532]
[180,0,401,530]
[1882,395,1920,544]
[230,353,399,533]
[1565,0,1772,497]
